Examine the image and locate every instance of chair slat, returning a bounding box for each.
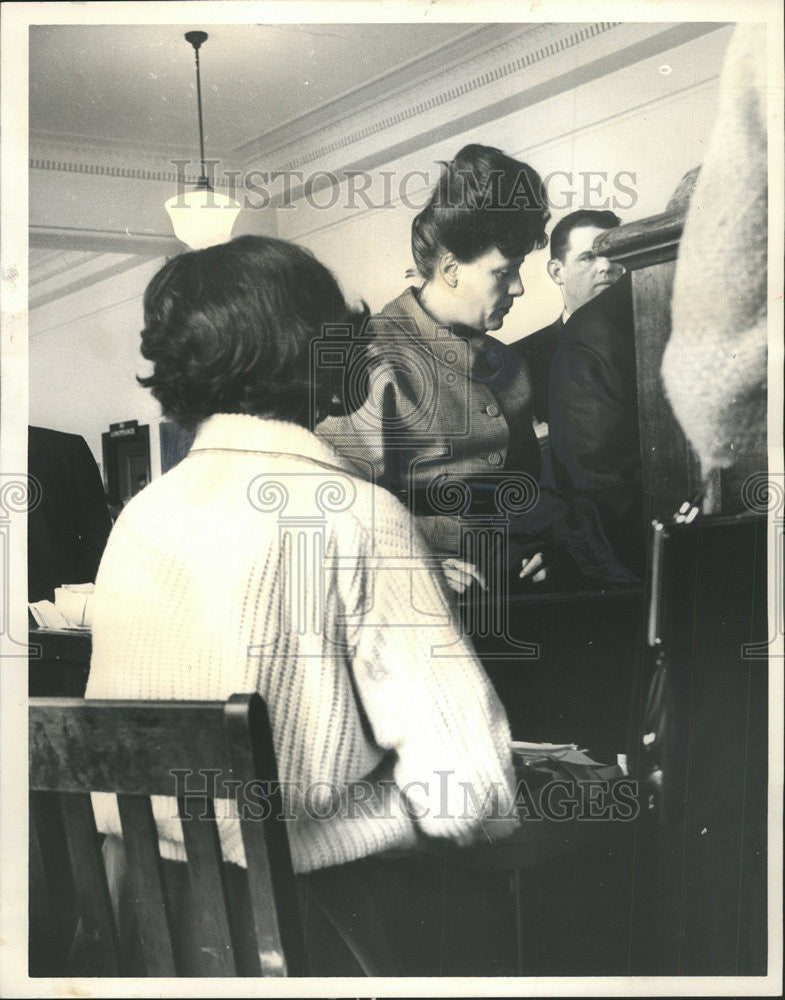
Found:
[58,792,120,976]
[116,794,177,976]
[29,794,68,975]
[29,791,76,964]
[178,798,238,976]
[225,694,304,976]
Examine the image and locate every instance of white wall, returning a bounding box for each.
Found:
[29,256,166,477]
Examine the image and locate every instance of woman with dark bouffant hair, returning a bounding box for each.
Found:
[318,144,554,594]
[410,143,549,289]
[84,235,521,976]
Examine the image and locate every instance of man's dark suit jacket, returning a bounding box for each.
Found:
[512,316,563,422]
[547,271,645,577]
[28,426,113,602]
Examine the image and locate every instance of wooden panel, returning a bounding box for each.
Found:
[597,203,756,519]
[58,792,120,976]
[28,628,92,696]
[635,514,768,973]
[595,204,705,521]
[480,586,645,761]
[28,627,92,664]
[178,798,237,976]
[116,794,177,976]
[630,263,703,522]
[594,211,683,271]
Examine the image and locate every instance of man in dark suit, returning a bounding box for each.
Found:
[547,270,644,579]
[514,209,623,423]
[28,426,114,602]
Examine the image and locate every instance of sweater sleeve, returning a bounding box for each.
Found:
[341,497,519,846]
[663,23,768,472]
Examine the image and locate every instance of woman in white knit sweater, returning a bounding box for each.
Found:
[85,235,520,975]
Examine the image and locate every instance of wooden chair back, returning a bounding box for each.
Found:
[29,692,304,977]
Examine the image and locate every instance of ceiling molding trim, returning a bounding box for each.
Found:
[235,21,624,172]
[29,156,209,186]
[267,22,727,211]
[247,22,729,184]
[231,21,578,163]
[28,22,729,208]
[29,22,617,182]
[30,224,183,258]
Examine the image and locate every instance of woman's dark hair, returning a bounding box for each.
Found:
[137,235,369,430]
[410,144,550,280]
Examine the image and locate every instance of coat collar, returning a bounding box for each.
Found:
[190,413,358,475]
[378,286,512,382]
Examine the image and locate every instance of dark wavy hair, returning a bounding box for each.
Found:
[410,144,550,280]
[137,236,369,430]
[549,209,621,262]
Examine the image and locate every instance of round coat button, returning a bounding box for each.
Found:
[487,451,503,466]
[485,403,500,417]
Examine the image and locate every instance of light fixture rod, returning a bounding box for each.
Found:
[185,31,209,187]
[166,29,241,248]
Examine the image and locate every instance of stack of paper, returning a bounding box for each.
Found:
[29,582,94,630]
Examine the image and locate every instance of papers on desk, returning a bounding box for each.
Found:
[29,582,94,630]
[29,601,73,630]
[511,740,624,780]
[511,740,601,766]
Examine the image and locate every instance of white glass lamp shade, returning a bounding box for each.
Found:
[164,187,242,250]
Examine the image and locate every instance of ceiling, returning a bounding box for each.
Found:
[28,19,729,298]
[29,23,484,157]
[25,20,547,293]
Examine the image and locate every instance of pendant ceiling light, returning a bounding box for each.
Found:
[164,31,242,250]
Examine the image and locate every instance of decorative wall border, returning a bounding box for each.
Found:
[30,22,623,182]
[29,21,727,204]
[263,22,621,173]
[28,157,204,185]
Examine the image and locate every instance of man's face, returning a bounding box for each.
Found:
[453,246,525,332]
[548,225,624,314]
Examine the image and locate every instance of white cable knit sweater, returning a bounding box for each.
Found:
[663,24,768,472]
[86,414,518,873]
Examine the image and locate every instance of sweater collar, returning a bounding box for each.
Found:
[379,286,506,380]
[190,413,358,474]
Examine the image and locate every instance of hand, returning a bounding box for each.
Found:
[519,551,548,583]
[442,558,487,594]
